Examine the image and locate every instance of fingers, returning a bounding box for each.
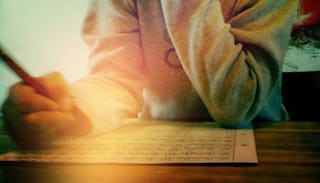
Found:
[1,71,93,149]
[9,83,61,113]
[22,111,75,132]
[8,71,74,113]
[4,110,75,149]
[1,71,77,149]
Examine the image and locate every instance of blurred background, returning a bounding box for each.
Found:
[0,0,319,115]
[0,0,89,111]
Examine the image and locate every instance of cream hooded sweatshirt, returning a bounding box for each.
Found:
[71,0,299,134]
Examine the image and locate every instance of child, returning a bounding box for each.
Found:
[1,0,300,148]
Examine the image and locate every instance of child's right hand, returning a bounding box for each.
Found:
[1,72,91,149]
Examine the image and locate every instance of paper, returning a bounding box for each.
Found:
[0,120,258,164]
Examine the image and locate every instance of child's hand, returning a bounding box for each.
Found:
[1,72,91,149]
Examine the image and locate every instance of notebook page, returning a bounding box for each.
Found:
[0,120,258,164]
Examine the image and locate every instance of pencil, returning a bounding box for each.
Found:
[0,48,50,97]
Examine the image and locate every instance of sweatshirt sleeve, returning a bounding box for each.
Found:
[160,0,299,128]
[70,0,145,134]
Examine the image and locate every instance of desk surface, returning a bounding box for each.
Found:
[0,118,319,183]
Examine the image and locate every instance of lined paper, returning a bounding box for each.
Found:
[0,120,258,164]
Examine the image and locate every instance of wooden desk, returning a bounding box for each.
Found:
[0,118,319,183]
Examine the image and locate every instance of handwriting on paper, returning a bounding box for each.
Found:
[0,121,258,164]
